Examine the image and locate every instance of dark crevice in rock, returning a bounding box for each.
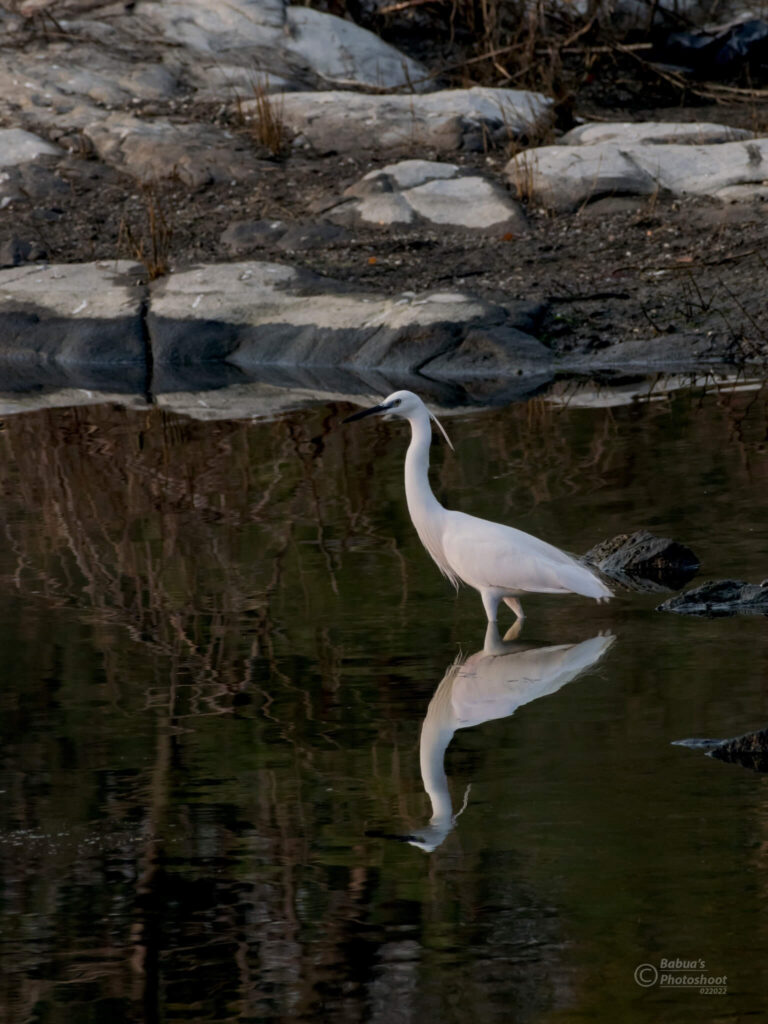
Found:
[138,294,154,405]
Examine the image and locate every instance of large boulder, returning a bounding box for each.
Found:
[146,261,552,378]
[505,131,768,209]
[584,530,699,592]
[274,87,552,155]
[136,0,428,91]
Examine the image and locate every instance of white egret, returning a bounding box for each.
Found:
[344,390,612,621]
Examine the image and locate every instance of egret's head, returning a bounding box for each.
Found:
[343,390,454,449]
[343,390,421,422]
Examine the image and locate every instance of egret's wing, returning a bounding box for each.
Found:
[451,634,614,727]
[442,511,609,598]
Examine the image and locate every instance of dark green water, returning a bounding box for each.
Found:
[1,383,767,1023]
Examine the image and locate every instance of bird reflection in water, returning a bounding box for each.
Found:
[407,623,615,852]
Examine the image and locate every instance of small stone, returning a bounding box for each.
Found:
[333,160,526,231]
[0,237,46,268]
[275,223,347,251]
[361,160,459,191]
[221,219,288,254]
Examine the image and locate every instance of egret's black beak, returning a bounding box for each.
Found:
[343,402,388,423]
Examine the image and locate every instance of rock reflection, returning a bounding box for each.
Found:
[409,624,615,852]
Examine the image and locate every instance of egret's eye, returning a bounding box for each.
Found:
[391,399,401,407]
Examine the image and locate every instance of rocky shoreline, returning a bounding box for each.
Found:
[2,0,768,404]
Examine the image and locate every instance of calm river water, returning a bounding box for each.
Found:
[1,379,767,1023]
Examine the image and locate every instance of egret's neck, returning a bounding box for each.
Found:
[419,685,457,825]
[404,410,444,524]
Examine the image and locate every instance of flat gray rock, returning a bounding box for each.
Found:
[0,4,427,186]
[0,261,147,365]
[276,87,552,155]
[221,220,290,253]
[506,135,768,210]
[405,177,524,230]
[83,114,261,187]
[145,261,541,376]
[561,121,752,146]
[0,128,63,167]
[333,159,526,230]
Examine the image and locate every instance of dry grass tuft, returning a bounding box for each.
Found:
[118,187,173,281]
[236,79,291,157]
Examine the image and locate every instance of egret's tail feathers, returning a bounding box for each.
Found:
[558,561,612,601]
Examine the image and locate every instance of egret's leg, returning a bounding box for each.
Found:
[481,590,501,622]
[502,619,524,642]
[503,597,525,620]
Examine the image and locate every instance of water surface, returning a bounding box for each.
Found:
[1,382,767,1022]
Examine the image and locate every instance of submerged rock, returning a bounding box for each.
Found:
[658,579,768,615]
[710,727,768,772]
[675,727,768,773]
[584,530,699,592]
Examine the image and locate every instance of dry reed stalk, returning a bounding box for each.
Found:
[119,187,172,281]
